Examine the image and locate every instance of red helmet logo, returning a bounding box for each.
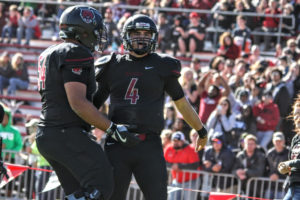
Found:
[80,8,95,24]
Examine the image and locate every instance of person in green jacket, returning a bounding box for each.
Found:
[0,105,22,162]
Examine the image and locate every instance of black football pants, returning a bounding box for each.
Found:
[105,135,168,200]
[36,126,114,200]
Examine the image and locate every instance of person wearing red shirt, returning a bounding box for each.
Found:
[164,131,200,200]
[217,32,240,60]
[253,0,281,51]
[252,91,280,150]
[0,4,20,44]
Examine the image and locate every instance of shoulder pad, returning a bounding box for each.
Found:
[95,53,115,82]
[158,54,181,78]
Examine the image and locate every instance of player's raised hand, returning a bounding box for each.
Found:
[106,123,141,147]
[195,127,207,152]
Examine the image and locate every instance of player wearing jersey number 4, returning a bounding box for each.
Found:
[93,14,207,200]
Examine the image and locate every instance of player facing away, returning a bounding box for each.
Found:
[36,6,140,200]
[93,14,208,200]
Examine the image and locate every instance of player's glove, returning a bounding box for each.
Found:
[106,123,141,147]
[195,127,208,152]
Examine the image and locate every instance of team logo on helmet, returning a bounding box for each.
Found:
[80,8,95,24]
[135,22,150,29]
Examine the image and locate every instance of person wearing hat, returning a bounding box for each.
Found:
[202,133,235,193]
[265,131,289,199]
[178,12,206,57]
[164,131,200,200]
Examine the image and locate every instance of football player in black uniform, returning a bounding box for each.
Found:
[36,6,140,200]
[94,14,208,200]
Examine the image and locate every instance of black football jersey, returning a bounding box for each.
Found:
[94,53,183,134]
[38,42,96,129]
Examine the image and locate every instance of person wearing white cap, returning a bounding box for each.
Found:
[165,131,200,200]
[265,132,289,199]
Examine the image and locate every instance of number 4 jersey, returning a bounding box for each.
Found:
[94,53,184,134]
[38,42,96,129]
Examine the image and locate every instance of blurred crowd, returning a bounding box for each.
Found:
[0,0,299,199]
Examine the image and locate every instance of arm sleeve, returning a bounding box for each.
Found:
[164,77,184,101]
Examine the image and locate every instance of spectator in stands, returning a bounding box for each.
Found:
[104,8,120,50]
[164,104,177,129]
[232,15,252,53]
[232,88,251,114]
[7,53,29,96]
[210,56,225,72]
[197,70,230,124]
[282,39,300,61]
[0,4,20,44]
[179,67,200,112]
[178,12,206,57]
[203,133,235,192]
[281,4,295,35]
[161,129,173,151]
[284,62,300,101]
[252,91,280,150]
[265,68,291,132]
[228,60,247,92]
[157,12,171,53]
[169,15,185,57]
[233,104,257,148]
[232,134,266,194]
[190,57,201,76]
[217,32,240,60]
[253,0,281,51]
[16,6,41,46]
[249,45,262,65]
[212,0,233,30]
[265,131,289,199]
[164,131,200,200]
[116,12,131,31]
[0,106,23,163]
[0,51,13,95]
[0,3,5,35]
[220,59,234,81]
[207,96,236,146]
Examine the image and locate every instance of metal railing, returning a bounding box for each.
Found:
[1,150,287,200]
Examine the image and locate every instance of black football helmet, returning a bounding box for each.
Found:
[122,14,158,55]
[59,5,107,52]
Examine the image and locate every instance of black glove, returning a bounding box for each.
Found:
[106,123,141,147]
[0,160,9,180]
[197,127,207,139]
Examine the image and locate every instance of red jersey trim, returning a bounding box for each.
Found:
[65,57,94,62]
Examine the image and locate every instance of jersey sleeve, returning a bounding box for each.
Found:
[160,55,184,100]
[159,55,181,79]
[61,46,94,84]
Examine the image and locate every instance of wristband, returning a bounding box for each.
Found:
[105,122,116,136]
[197,127,207,138]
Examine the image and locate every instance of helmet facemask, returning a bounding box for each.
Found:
[94,25,108,52]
